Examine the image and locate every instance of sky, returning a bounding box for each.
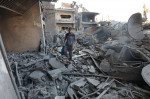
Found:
[55,0,150,22]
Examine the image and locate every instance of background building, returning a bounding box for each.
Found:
[78,12,99,30]
[55,9,75,32]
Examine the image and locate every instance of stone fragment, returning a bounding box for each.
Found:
[49,58,65,69]
[100,59,111,72]
[87,78,100,86]
[71,78,87,90]
[29,71,45,82]
[48,69,62,80]
[88,65,96,73]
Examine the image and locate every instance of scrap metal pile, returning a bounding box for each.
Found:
[7,13,150,99]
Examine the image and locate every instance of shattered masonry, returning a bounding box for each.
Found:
[0,1,150,99]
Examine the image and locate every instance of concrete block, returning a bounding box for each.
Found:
[29,71,45,82]
[87,78,100,86]
[71,78,87,89]
[48,69,62,80]
[49,58,65,69]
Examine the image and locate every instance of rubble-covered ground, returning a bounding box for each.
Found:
[7,21,150,99]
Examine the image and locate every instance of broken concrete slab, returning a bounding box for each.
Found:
[48,63,73,80]
[86,78,100,86]
[97,82,109,89]
[71,78,87,90]
[48,69,62,80]
[49,58,65,69]
[29,70,45,82]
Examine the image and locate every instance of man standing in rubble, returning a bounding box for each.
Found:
[63,27,77,61]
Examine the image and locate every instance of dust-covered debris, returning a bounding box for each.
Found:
[7,13,150,99]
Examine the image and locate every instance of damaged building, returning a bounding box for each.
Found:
[1,1,150,99]
[55,8,75,32]
[78,12,99,30]
[0,0,57,52]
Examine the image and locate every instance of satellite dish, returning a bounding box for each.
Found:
[142,64,150,87]
[128,13,145,40]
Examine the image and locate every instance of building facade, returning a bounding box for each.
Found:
[0,0,57,52]
[55,8,75,32]
[79,12,99,30]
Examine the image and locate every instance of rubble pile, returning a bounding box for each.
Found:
[7,13,150,99]
[7,50,150,99]
[7,36,150,99]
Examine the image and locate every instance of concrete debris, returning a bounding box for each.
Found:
[6,12,150,98]
[71,78,87,89]
[48,69,62,80]
[86,78,100,86]
[49,58,65,69]
[29,70,45,82]
[100,59,111,73]
[88,65,96,73]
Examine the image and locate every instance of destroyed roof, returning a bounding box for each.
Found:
[0,0,57,15]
